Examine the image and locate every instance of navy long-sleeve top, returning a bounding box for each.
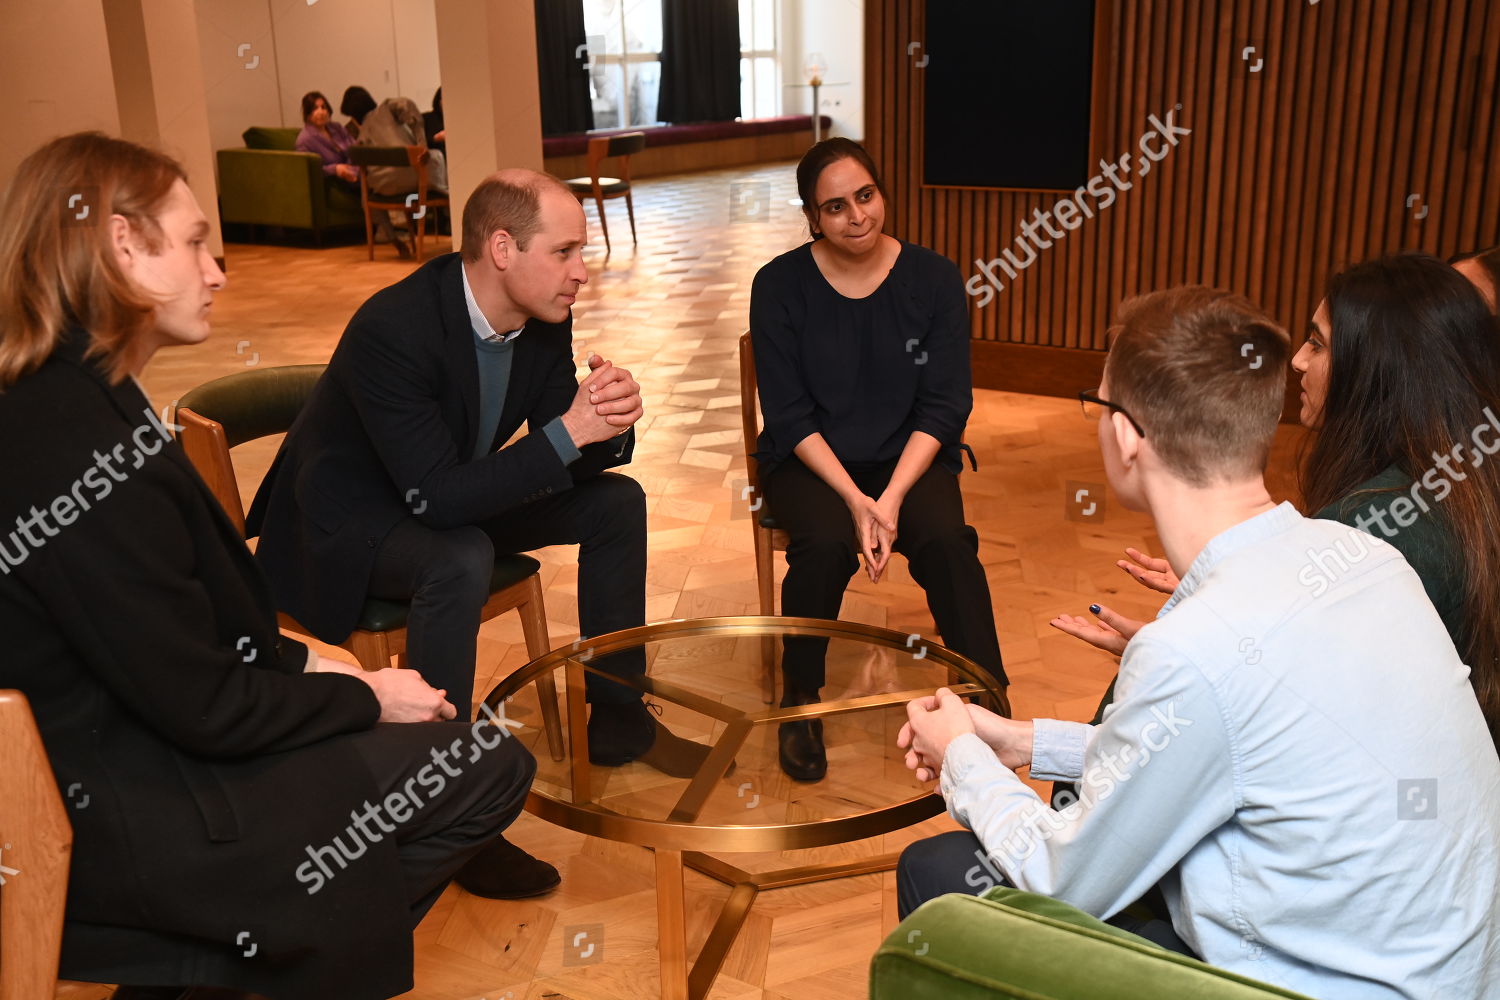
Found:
[749,239,974,475]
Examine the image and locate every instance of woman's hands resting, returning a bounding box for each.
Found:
[848,491,902,583]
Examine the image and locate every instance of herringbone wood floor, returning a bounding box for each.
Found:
[125,162,1305,1000]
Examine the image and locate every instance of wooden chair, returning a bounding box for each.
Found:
[564,131,646,254]
[738,332,790,702]
[0,690,77,998]
[347,144,449,262]
[175,365,564,760]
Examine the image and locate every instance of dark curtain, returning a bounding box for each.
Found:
[657,0,742,123]
[535,0,594,136]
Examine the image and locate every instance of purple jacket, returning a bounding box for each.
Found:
[295,122,353,177]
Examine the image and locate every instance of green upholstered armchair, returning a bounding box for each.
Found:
[871,889,1314,999]
[215,127,365,243]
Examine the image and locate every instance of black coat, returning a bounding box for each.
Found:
[0,331,413,999]
[247,252,633,642]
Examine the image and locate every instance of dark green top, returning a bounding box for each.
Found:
[1314,465,1466,650]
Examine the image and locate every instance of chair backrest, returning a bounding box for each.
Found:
[347,144,425,169]
[605,131,647,157]
[175,365,327,536]
[737,331,762,492]
[586,131,646,184]
[0,690,73,1000]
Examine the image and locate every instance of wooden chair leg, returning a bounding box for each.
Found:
[346,630,392,671]
[625,188,637,245]
[595,194,611,254]
[0,691,72,1000]
[413,206,426,263]
[517,576,564,762]
[362,207,375,262]
[754,525,777,704]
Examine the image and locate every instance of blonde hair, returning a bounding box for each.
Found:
[0,132,186,388]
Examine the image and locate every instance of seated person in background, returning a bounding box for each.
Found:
[0,132,537,1000]
[340,84,377,139]
[294,89,356,184]
[751,138,1009,783]
[897,286,1500,1000]
[1055,254,1500,752]
[1451,244,1500,311]
[425,86,446,152]
[358,95,449,195]
[249,168,710,786]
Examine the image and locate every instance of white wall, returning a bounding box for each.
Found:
[194,0,442,153]
[779,0,863,140]
[2,0,121,185]
[194,0,283,154]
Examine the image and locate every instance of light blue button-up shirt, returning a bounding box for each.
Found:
[941,502,1500,999]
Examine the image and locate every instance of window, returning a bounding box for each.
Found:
[739,0,779,120]
[582,0,663,130]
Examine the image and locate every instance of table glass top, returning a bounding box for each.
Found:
[484,618,1001,847]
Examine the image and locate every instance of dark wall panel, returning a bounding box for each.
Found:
[867,0,1500,396]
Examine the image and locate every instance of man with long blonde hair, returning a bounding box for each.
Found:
[0,132,536,1000]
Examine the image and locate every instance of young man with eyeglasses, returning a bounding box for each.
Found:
[894,286,1500,999]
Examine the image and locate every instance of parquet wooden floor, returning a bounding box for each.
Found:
[134,162,1308,999]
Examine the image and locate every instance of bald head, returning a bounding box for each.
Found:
[461,168,575,261]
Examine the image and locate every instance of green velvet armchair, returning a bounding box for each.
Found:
[215,127,365,243]
[871,889,1314,999]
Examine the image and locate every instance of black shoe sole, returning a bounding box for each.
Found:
[456,866,561,900]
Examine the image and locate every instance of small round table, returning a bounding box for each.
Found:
[480,616,1003,1000]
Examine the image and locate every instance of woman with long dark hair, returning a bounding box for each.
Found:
[1056,253,1500,751]
[751,138,1009,782]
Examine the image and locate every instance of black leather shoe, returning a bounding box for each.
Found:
[778,718,826,782]
[587,699,655,765]
[454,834,560,900]
[590,700,725,778]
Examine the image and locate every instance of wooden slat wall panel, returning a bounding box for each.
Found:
[869,0,1500,395]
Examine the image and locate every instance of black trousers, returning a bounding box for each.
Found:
[896,830,1197,956]
[366,472,647,719]
[763,456,1006,692]
[68,721,534,991]
[346,721,535,923]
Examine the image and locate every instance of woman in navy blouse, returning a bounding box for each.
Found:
[750,138,1009,782]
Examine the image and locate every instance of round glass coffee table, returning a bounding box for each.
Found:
[480,615,1003,1000]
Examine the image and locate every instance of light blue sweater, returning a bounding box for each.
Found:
[942,502,1500,999]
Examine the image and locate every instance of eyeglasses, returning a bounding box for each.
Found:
[1078,388,1147,438]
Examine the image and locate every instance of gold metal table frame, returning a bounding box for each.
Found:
[480,615,1001,1000]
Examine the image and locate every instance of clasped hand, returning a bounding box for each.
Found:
[562,354,643,447]
[848,492,900,583]
[897,688,1034,782]
[316,658,457,722]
